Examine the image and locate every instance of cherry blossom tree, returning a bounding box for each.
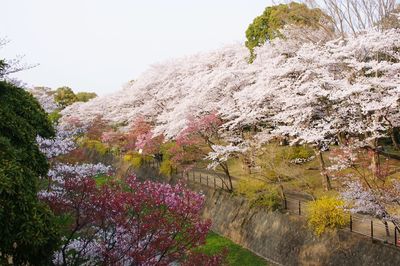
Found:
[60,25,400,193]
[37,119,86,160]
[171,113,245,191]
[28,87,60,113]
[328,144,400,234]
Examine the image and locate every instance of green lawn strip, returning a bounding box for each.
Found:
[198,232,268,266]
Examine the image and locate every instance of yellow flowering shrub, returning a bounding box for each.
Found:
[159,159,173,177]
[306,196,350,235]
[123,153,143,169]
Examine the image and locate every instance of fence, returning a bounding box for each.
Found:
[284,196,400,247]
[179,170,232,191]
[146,159,400,249]
[145,159,232,191]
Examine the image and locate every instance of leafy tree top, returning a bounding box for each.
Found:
[245,2,330,61]
[0,81,54,175]
[76,91,97,102]
[54,86,78,108]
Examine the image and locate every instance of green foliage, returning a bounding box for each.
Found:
[306,196,350,235]
[76,91,97,102]
[0,81,59,265]
[94,174,114,186]
[81,139,108,155]
[286,145,314,160]
[160,141,175,158]
[197,232,268,266]
[236,179,281,210]
[245,2,328,61]
[54,86,78,108]
[48,110,62,124]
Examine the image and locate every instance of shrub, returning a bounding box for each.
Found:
[287,145,314,160]
[123,152,152,169]
[306,196,350,235]
[236,179,281,210]
[123,153,143,169]
[160,159,173,176]
[80,139,108,155]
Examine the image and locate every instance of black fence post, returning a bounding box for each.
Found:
[298,200,301,215]
[350,215,353,232]
[284,197,287,209]
[200,173,202,184]
[214,177,216,189]
[395,228,398,247]
[371,220,374,240]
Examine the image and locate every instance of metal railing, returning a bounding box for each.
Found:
[179,170,231,191]
[144,159,231,191]
[283,196,400,247]
[145,159,400,249]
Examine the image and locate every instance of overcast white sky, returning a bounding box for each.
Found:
[1,0,272,95]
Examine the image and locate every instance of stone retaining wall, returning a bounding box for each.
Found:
[137,166,400,265]
[199,186,400,266]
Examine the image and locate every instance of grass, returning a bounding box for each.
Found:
[198,232,268,266]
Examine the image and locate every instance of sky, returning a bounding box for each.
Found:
[1,0,272,95]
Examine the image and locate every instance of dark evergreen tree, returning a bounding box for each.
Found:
[0,81,59,265]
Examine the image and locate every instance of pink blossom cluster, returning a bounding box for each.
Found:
[40,167,214,265]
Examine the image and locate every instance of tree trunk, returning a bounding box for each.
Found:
[278,178,286,209]
[241,156,252,174]
[384,220,390,239]
[337,132,347,145]
[220,162,233,192]
[371,150,381,180]
[369,138,381,180]
[314,148,332,191]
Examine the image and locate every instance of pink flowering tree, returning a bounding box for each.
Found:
[135,131,164,156]
[119,117,165,157]
[171,112,243,192]
[124,117,153,150]
[40,164,221,265]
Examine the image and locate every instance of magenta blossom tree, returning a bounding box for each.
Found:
[40,166,219,265]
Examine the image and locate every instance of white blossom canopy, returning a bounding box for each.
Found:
[61,28,400,147]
